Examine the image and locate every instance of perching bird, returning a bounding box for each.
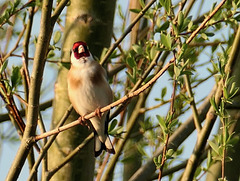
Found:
[67,41,115,157]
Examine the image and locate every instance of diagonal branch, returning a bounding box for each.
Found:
[6,0,56,180]
[50,0,69,26]
[181,14,240,181]
[0,100,52,123]
[0,0,36,28]
[129,0,228,180]
[35,57,174,141]
[100,0,157,65]
[27,105,73,181]
[129,86,215,181]
[46,133,94,180]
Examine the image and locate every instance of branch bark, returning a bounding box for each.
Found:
[5,0,66,179]
[129,87,215,181]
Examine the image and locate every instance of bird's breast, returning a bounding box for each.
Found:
[68,64,112,115]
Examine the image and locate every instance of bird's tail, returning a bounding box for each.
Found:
[94,133,115,157]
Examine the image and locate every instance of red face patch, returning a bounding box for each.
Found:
[72,41,90,59]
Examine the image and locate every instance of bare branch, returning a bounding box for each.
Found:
[6,0,54,179]
[100,0,157,65]
[27,105,73,181]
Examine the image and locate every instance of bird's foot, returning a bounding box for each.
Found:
[78,115,90,129]
[95,107,102,119]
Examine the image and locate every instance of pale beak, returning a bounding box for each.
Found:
[78,45,85,54]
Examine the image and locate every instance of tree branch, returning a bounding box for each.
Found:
[46,133,94,180]
[0,100,53,123]
[27,105,73,181]
[50,0,69,26]
[129,86,215,181]
[6,0,55,180]
[35,54,174,141]
[100,0,157,65]
[181,14,240,181]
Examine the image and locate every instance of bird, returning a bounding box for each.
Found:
[67,41,115,157]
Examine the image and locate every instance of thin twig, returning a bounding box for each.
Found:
[186,0,226,44]
[2,25,26,62]
[100,0,157,65]
[50,0,69,26]
[0,100,53,123]
[27,105,73,181]
[0,0,36,28]
[158,53,177,181]
[6,0,55,179]
[46,133,94,180]
[35,57,174,141]
[181,1,236,179]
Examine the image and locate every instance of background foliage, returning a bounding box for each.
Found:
[0,0,240,180]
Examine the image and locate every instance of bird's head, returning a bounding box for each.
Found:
[72,41,90,59]
[70,41,94,67]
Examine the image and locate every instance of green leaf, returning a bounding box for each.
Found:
[143,74,154,84]
[194,167,202,177]
[59,62,71,70]
[53,30,61,44]
[201,33,208,40]
[150,45,158,60]
[109,126,124,137]
[108,119,118,133]
[126,71,136,84]
[0,60,8,74]
[210,96,219,114]
[117,4,125,20]
[156,115,167,132]
[169,119,178,129]
[47,50,55,58]
[100,47,108,61]
[156,21,169,32]
[181,59,190,72]
[166,149,174,159]
[207,150,212,168]
[153,155,162,169]
[138,0,145,8]
[129,9,141,14]
[11,66,22,90]
[109,49,120,59]
[188,21,193,31]
[174,65,181,78]
[25,1,36,7]
[178,11,184,29]
[132,44,143,54]
[223,87,229,99]
[229,82,239,98]
[208,140,219,154]
[181,70,193,76]
[205,32,215,37]
[161,87,167,99]
[177,43,187,61]
[165,0,171,15]
[159,0,171,15]
[160,33,171,50]
[126,56,136,68]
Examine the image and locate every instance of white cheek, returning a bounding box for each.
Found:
[71,53,78,65]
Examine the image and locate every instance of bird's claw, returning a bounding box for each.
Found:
[95,107,102,119]
[78,115,90,129]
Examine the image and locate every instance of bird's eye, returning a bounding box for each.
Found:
[73,47,78,52]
